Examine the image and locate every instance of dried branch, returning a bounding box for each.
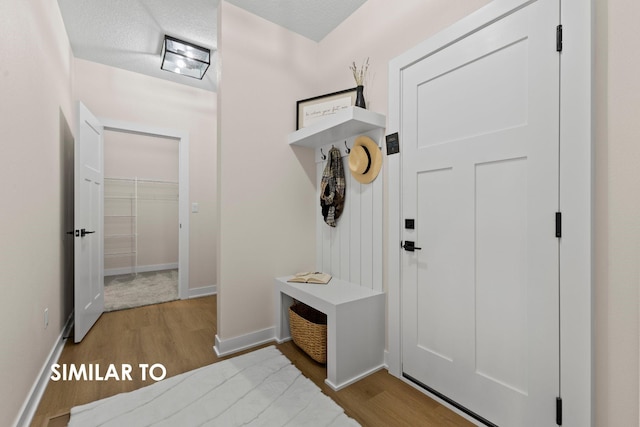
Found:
[349,57,370,86]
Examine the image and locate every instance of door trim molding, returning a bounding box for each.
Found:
[386,0,592,425]
[100,118,190,299]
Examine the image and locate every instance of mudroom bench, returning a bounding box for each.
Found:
[274,276,385,391]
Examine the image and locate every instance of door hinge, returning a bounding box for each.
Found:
[556,25,563,52]
[556,397,563,425]
[555,212,562,238]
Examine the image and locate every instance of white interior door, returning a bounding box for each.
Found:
[401,1,560,425]
[74,102,105,342]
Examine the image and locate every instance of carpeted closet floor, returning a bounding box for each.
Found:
[104,269,178,312]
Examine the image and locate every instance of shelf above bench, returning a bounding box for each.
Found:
[288,107,386,149]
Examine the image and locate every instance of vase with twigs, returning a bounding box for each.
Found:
[349,57,369,109]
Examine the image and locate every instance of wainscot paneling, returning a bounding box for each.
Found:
[315,129,383,292]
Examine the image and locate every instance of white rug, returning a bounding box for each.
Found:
[67,346,359,427]
[104,269,178,312]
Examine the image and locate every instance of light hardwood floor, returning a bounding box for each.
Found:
[31,296,473,427]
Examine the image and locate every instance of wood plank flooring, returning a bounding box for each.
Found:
[31,296,473,427]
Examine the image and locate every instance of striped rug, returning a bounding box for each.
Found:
[68,346,359,426]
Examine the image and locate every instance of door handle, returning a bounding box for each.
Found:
[80,228,96,237]
[402,241,422,252]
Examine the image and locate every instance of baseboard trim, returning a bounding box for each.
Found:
[188,285,217,299]
[14,313,74,427]
[105,262,178,277]
[213,328,275,357]
[325,363,386,391]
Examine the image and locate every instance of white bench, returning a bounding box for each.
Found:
[274,276,385,390]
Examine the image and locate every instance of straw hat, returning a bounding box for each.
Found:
[348,135,382,184]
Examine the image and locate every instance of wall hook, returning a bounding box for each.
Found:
[320,148,327,160]
[344,140,351,154]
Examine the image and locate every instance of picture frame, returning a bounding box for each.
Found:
[296,87,358,130]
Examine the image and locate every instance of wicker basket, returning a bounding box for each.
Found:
[289,302,327,364]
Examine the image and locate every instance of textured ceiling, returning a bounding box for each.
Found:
[226,0,367,42]
[57,0,367,93]
[57,0,219,91]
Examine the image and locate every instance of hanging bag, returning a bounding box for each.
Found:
[319,146,345,227]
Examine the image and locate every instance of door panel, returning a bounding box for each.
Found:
[415,168,458,363]
[401,0,559,425]
[475,157,528,395]
[417,38,529,148]
[74,102,105,342]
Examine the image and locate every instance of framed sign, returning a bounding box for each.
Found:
[296,88,357,130]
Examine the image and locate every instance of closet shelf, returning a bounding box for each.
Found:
[288,106,386,149]
[105,251,137,257]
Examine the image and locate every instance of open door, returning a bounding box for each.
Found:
[74,102,105,342]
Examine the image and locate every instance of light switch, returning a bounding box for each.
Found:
[192,202,199,213]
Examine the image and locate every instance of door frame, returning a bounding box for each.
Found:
[386,0,592,425]
[100,118,190,300]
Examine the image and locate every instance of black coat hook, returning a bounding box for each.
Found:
[344,141,350,154]
[320,148,327,160]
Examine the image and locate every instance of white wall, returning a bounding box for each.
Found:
[104,132,179,273]
[215,0,488,340]
[0,0,74,424]
[316,0,489,117]
[1,1,637,425]
[216,1,319,340]
[74,59,217,289]
[595,0,640,424]
[104,131,179,182]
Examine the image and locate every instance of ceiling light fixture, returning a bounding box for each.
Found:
[161,35,210,80]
